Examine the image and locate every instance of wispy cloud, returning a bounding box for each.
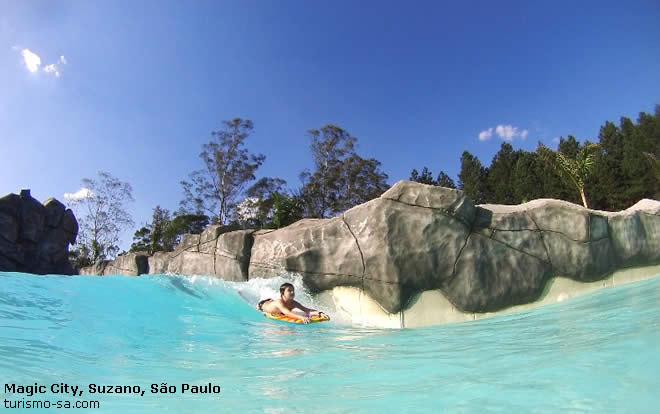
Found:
[64,188,93,201]
[478,124,529,141]
[21,48,41,72]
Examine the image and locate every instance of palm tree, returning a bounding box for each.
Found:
[537,143,601,208]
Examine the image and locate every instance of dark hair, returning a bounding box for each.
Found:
[280,283,294,297]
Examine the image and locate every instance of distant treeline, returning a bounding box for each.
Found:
[413,106,660,211]
[67,106,660,265]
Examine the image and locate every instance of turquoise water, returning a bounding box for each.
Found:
[1,271,659,413]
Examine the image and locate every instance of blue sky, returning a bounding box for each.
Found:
[2,1,659,249]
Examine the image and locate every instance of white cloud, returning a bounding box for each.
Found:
[14,47,66,77]
[552,137,560,144]
[43,63,60,77]
[21,48,41,72]
[64,188,93,201]
[478,128,493,141]
[479,124,530,142]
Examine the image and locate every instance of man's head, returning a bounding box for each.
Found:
[279,283,295,300]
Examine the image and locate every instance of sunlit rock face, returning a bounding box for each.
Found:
[80,181,660,318]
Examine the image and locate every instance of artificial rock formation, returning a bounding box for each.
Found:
[80,181,660,325]
[0,190,78,275]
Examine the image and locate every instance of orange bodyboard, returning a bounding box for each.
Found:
[263,312,330,324]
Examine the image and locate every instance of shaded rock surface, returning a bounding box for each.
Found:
[0,190,78,275]
[80,181,660,314]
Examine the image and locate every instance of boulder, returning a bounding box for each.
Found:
[0,190,78,275]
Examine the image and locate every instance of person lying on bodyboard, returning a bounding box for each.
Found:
[257,282,328,324]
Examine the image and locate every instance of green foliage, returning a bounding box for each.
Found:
[271,192,304,228]
[643,152,660,196]
[300,125,388,217]
[409,167,456,188]
[537,142,601,208]
[235,177,288,228]
[180,118,265,224]
[435,171,457,189]
[410,167,435,185]
[486,142,523,204]
[458,151,488,203]
[130,207,209,254]
[68,245,93,269]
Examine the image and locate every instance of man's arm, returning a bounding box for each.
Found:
[275,302,312,323]
[292,300,320,315]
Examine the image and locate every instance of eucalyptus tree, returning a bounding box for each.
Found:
[180,118,265,224]
[66,171,134,264]
[300,124,388,217]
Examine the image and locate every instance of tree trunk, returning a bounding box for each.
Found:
[580,189,589,209]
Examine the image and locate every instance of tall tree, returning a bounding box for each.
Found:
[299,125,355,217]
[130,206,172,254]
[486,142,523,204]
[458,151,488,203]
[236,177,288,227]
[180,118,265,224]
[512,152,546,202]
[66,171,134,264]
[337,154,389,213]
[300,125,388,217]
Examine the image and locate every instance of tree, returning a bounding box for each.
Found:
[458,151,488,203]
[130,206,172,254]
[410,167,435,185]
[410,167,456,188]
[66,171,134,265]
[166,213,209,246]
[512,152,545,202]
[299,124,388,217]
[643,152,660,197]
[537,142,601,208]
[130,208,209,254]
[236,177,288,227]
[271,192,305,228]
[130,226,152,253]
[180,118,265,224]
[435,171,456,189]
[643,152,660,180]
[299,125,356,218]
[337,154,389,213]
[486,142,523,204]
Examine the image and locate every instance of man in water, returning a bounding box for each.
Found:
[257,283,326,324]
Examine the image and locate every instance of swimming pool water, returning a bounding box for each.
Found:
[1,271,659,413]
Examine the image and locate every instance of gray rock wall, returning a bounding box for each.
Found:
[79,181,660,315]
[0,190,78,275]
